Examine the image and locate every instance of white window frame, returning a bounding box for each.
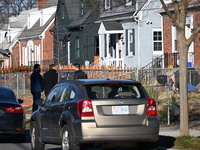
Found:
[152,28,163,54]
[125,0,132,6]
[127,30,133,56]
[35,45,41,62]
[105,0,111,10]
[172,26,177,53]
[81,2,84,16]
[22,47,28,66]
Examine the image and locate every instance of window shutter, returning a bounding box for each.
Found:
[126,30,128,56]
[132,29,135,55]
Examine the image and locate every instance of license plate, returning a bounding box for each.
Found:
[112,106,129,114]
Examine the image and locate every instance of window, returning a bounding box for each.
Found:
[105,0,111,10]
[125,0,133,6]
[153,29,162,52]
[172,26,177,53]
[75,38,80,59]
[22,47,28,66]
[126,29,135,56]
[86,84,144,99]
[69,90,75,100]
[0,89,16,101]
[45,86,61,105]
[62,3,65,19]
[81,2,84,16]
[59,86,69,102]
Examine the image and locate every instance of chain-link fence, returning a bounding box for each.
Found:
[1,67,200,97]
[0,72,31,98]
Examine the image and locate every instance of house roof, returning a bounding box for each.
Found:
[9,8,38,28]
[0,49,10,57]
[160,0,200,14]
[99,0,148,22]
[18,9,56,40]
[0,38,9,50]
[0,24,8,30]
[64,0,80,22]
[68,10,92,28]
[103,21,123,31]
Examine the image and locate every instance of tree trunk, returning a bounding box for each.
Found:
[178,35,189,136]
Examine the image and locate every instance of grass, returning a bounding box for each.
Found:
[158,136,200,149]
[174,136,200,150]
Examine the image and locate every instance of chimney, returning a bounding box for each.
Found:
[38,0,48,10]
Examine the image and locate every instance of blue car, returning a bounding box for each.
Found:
[0,86,26,142]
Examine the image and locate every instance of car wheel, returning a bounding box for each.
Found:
[16,133,26,143]
[31,122,45,150]
[62,125,80,150]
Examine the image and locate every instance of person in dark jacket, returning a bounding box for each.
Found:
[30,64,43,112]
[73,63,88,79]
[43,64,58,96]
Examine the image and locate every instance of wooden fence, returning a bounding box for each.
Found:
[0,64,137,80]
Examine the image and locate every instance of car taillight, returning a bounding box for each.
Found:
[4,106,24,113]
[147,98,157,116]
[77,99,94,117]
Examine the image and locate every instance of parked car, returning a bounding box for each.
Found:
[0,86,26,142]
[30,79,159,150]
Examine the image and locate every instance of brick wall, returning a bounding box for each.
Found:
[38,0,49,10]
[163,15,173,54]
[43,23,54,61]
[193,11,200,67]
[11,42,20,67]
[163,11,200,67]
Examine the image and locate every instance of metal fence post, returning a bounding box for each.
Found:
[17,73,19,98]
[167,75,170,125]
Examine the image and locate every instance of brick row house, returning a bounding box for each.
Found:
[160,0,200,68]
[0,0,58,67]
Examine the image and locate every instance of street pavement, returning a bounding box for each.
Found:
[26,114,200,150]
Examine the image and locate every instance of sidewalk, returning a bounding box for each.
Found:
[159,125,200,137]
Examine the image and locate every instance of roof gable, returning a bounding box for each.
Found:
[18,6,57,40]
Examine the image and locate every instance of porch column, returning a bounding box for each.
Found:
[106,33,109,66]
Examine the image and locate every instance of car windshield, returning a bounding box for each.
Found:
[0,88,16,102]
[85,83,145,99]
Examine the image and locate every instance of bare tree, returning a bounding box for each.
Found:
[160,0,200,136]
[0,0,37,23]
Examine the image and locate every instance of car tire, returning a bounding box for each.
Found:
[62,125,80,150]
[30,122,45,150]
[16,133,26,143]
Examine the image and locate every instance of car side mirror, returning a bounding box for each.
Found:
[18,99,24,104]
[35,99,44,106]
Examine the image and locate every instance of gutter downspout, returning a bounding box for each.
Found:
[133,13,141,81]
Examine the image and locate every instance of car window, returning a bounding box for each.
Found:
[45,86,61,105]
[59,86,70,102]
[0,88,16,101]
[69,89,76,100]
[85,84,143,99]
